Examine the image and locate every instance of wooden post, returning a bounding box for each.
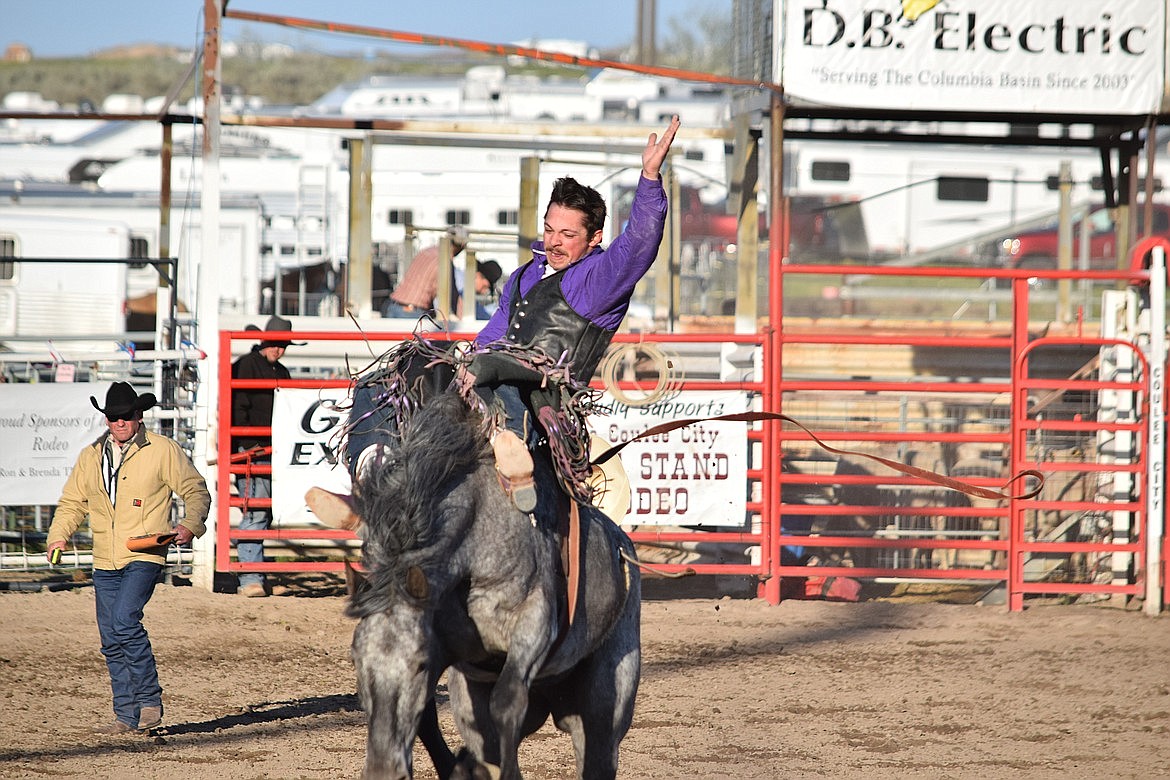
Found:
[346,136,374,319]
[733,117,760,334]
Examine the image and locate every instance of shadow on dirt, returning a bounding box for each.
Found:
[158,692,362,736]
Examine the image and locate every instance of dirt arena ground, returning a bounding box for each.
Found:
[1,574,1168,779]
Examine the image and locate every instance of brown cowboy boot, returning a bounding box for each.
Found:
[305,487,363,532]
[491,430,536,513]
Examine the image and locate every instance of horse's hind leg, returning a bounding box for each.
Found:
[419,696,457,779]
[447,670,502,775]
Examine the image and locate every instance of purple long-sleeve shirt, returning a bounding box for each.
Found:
[476,175,668,346]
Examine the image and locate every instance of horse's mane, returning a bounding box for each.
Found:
[348,391,487,618]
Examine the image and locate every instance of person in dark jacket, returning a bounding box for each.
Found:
[231,315,302,597]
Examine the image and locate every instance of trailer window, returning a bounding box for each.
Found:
[445,209,471,226]
[810,161,851,183]
[937,176,989,202]
[497,209,518,227]
[129,235,149,269]
[387,208,414,226]
[0,236,15,281]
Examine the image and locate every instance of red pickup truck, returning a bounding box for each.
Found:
[983,203,1170,271]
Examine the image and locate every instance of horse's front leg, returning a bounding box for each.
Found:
[490,593,559,780]
[353,609,433,780]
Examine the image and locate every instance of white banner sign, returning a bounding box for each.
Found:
[272,387,753,528]
[780,0,1166,114]
[270,387,352,525]
[592,391,751,527]
[0,384,106,505]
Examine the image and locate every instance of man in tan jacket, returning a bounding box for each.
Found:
[46,382,209,735]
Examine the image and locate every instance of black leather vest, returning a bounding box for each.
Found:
[504,266,616,381]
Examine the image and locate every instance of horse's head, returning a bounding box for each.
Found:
[346,390,498,780]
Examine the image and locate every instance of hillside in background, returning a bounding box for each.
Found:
[0,51,587,111]
[0,8,731,113]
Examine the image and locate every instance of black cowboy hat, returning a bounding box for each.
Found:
[90,381,157,416]
[477,260,503,293]
[251,314,306,349]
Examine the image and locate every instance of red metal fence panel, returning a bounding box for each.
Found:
[215,260,1157,610]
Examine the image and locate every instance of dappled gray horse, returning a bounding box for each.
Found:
[347,390,641,780]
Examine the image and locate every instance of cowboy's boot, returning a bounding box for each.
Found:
[305,487,363,532]
[303,443,393,533]
[491,429,536,513]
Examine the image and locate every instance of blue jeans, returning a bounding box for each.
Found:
[235,469,271,589]
[494,383,538,447]
[381,300,432,319]
[346,384,389,479]
[93,562,164,727]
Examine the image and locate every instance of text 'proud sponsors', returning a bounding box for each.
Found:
[592,391,750,527]
[0,384,105,505]
[779,0,1165,113]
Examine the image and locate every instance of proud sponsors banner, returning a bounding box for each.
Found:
[780,0,1166,113]
[0,384,105,505]
[270,387,351,525]
[592,391,751,527]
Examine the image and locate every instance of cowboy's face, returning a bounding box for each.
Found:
[475,271,491,295]
[260,345,286,363]
[106,412,142,444]
[543,204,602,271]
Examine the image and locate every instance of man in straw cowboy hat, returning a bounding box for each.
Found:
[231,315,304,597]
[46,381,210,735]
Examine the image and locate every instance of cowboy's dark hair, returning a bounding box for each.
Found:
[546,177,606,236]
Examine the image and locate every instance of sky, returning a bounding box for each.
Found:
[1,0,712,59]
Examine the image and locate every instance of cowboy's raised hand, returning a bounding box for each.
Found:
[642,114,681,180]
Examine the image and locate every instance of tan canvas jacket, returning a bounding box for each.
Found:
[48,428,210,569]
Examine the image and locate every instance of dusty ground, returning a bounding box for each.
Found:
[1,574,1168,780]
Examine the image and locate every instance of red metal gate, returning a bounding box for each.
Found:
[216,261,1156,610]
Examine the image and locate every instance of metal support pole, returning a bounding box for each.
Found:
[733,119,760,334]
[435,234,455,327]
[1145,245,1166,615]
[762,92,785,604]
[1057,161,1072,323]
[193,0,223,592]
[653,165,676,326]
[519,156,540,255]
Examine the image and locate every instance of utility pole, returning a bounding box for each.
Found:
[636,0,657,66]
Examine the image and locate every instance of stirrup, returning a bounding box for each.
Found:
[497,471,537,513]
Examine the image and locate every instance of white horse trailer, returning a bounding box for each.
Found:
[0,212,130,339]
[0,185,267,320]
[784,138,1114,260]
